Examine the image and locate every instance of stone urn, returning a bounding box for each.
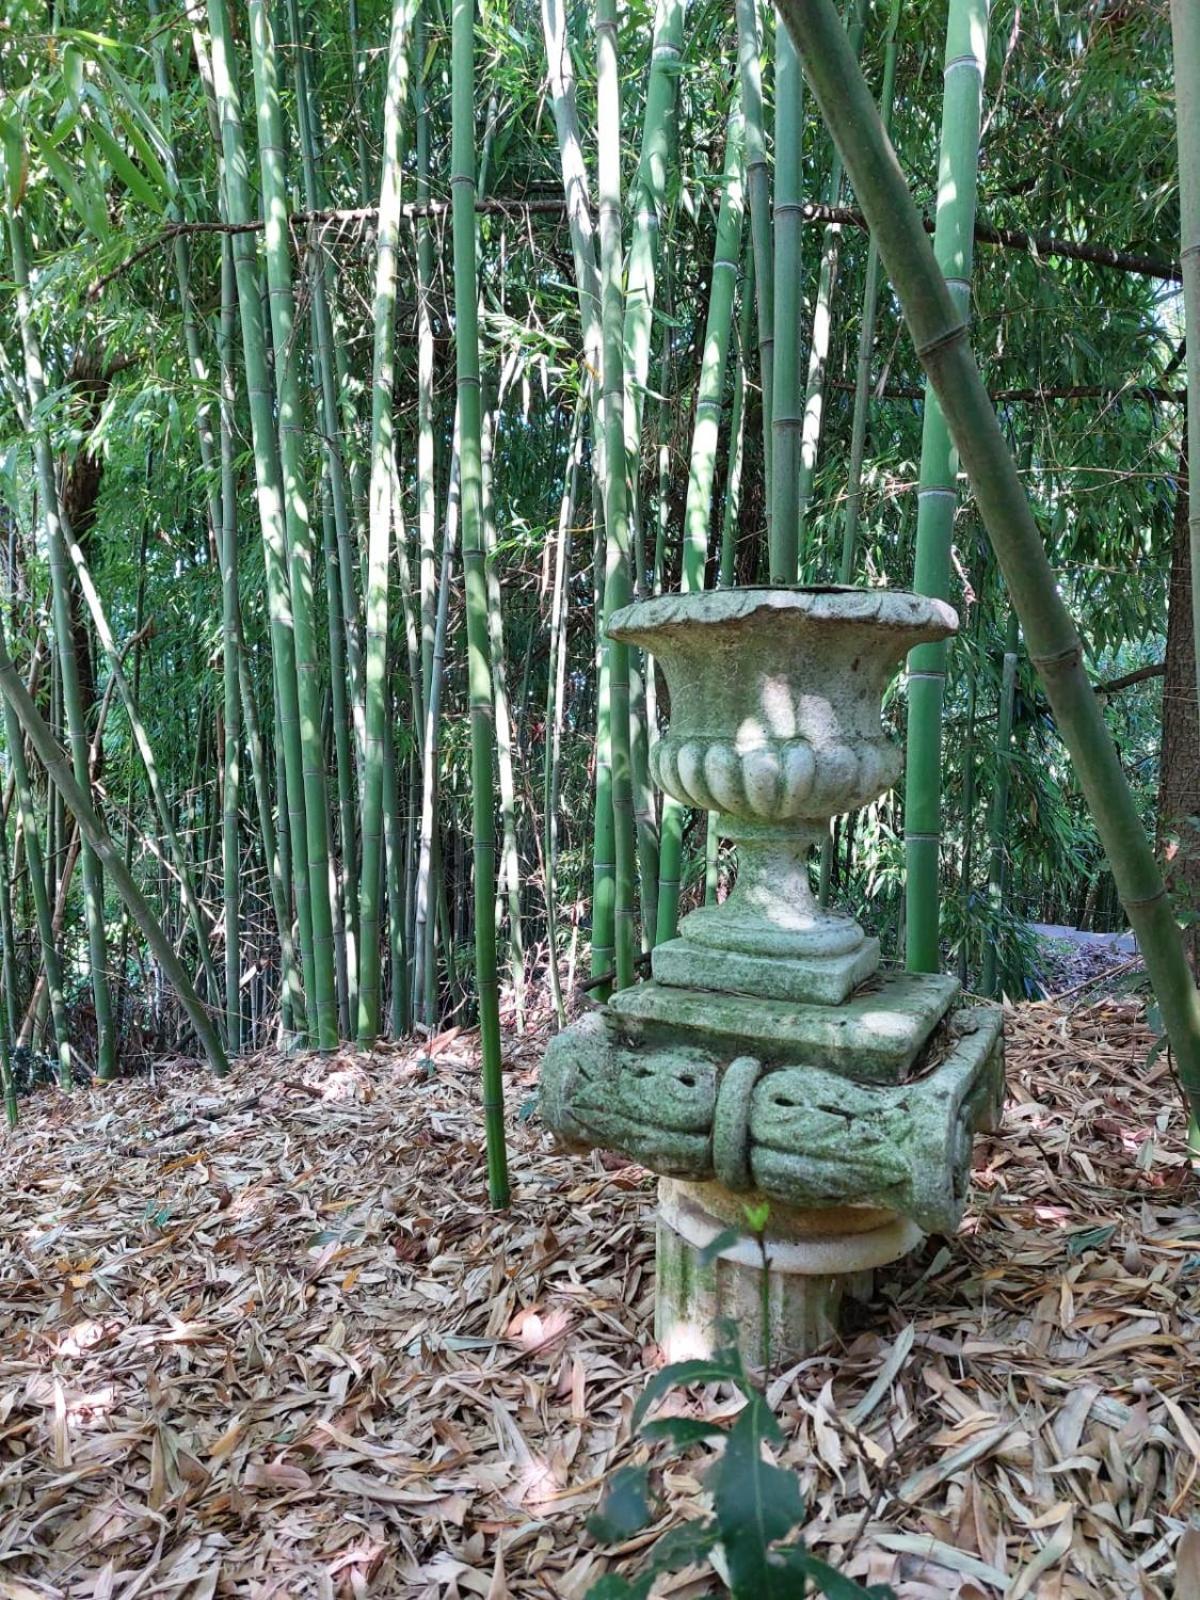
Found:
[610,586,958,1003]
[540,587,1004,1367]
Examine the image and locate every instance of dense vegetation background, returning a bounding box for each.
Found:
[0,0,1192,1094]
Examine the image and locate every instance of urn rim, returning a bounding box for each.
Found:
[608,584,958,648]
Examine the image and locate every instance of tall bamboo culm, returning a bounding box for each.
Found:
[657,96,746,943]
[595,0,637,992]
[358,0,413,1044]
[207,0,316,1039]
[736,0,774,538]
[903,0,990,974]
[770,26,805,580]
[774,0,1200,1121]
[452,0,510,1205]
[246,0,339,1048]
[1170,0,1200,746]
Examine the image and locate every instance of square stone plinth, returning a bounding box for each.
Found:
[651,935,881,1006]
[608,970,960,1084]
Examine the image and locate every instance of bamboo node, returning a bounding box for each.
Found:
[915,322,968,361]
[1029,642,1083,671]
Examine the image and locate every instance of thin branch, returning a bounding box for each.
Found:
[802,201,1182,283]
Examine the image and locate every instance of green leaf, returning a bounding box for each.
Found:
[87,119,166,212]
[587,1465,653,1543]
[34,135,109,236]
[584,1575,655,1600]
[781,1548,897,1599]
[706,1401,803,1595]
[632,1350,753,1431]
[696,1226,741,1266]
[639,1415,726,1447]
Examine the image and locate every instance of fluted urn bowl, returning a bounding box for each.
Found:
[609,587,957,967]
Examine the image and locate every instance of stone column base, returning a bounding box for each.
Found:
[655,1178,922,1368]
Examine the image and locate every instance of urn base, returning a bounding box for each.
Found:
[654,1178,922,1367]
[652,933,880,1006]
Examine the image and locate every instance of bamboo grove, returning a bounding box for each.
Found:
[0,0,1197,1151]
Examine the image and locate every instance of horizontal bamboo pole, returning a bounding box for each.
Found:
[776,0,1200,1116]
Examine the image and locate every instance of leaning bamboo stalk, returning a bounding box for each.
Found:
[903,0,990,974]
[0,616,227,1077]
[452,0,510,1204]
[1170,0,1200,746]
[776,0,1200,1115]
[358,0,414,1045]
[9,213,117,1082]
[2,691,70,1087]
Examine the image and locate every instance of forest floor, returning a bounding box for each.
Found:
[1,989,1197,1598]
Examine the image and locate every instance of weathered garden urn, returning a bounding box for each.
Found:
[541,588,1004,1365]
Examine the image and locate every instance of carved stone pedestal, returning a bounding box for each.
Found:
[655,1179,921,1366]
[539,588,1007,1367]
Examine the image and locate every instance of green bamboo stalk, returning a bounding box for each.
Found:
[837,0,900,585]
[415,5,438,715]
[0,613,226,1077]
[0,794,20,1058]
[452,0,510,1205]
[1170,0,1200,747]
[623,0,686,534]
[776,0,1200,1114]
[358,0,414,1045]
[720,247,755,589]
[382,711,409,1035]
[770,24,804,578]
[595,0,638,993]
[218,237,242,1056]
[9,213,117,1082]
[794,0,867,567]
[208,0,318,1039]
[538,0,617,988]
[622,0,684,953]
[980,608,1019,998]
[657,98,746,944]
[246,0,338,1049]
[902,0,990,974]
[481,393,526,1030]
[544,400,585,1027]
[736,0,774,535]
